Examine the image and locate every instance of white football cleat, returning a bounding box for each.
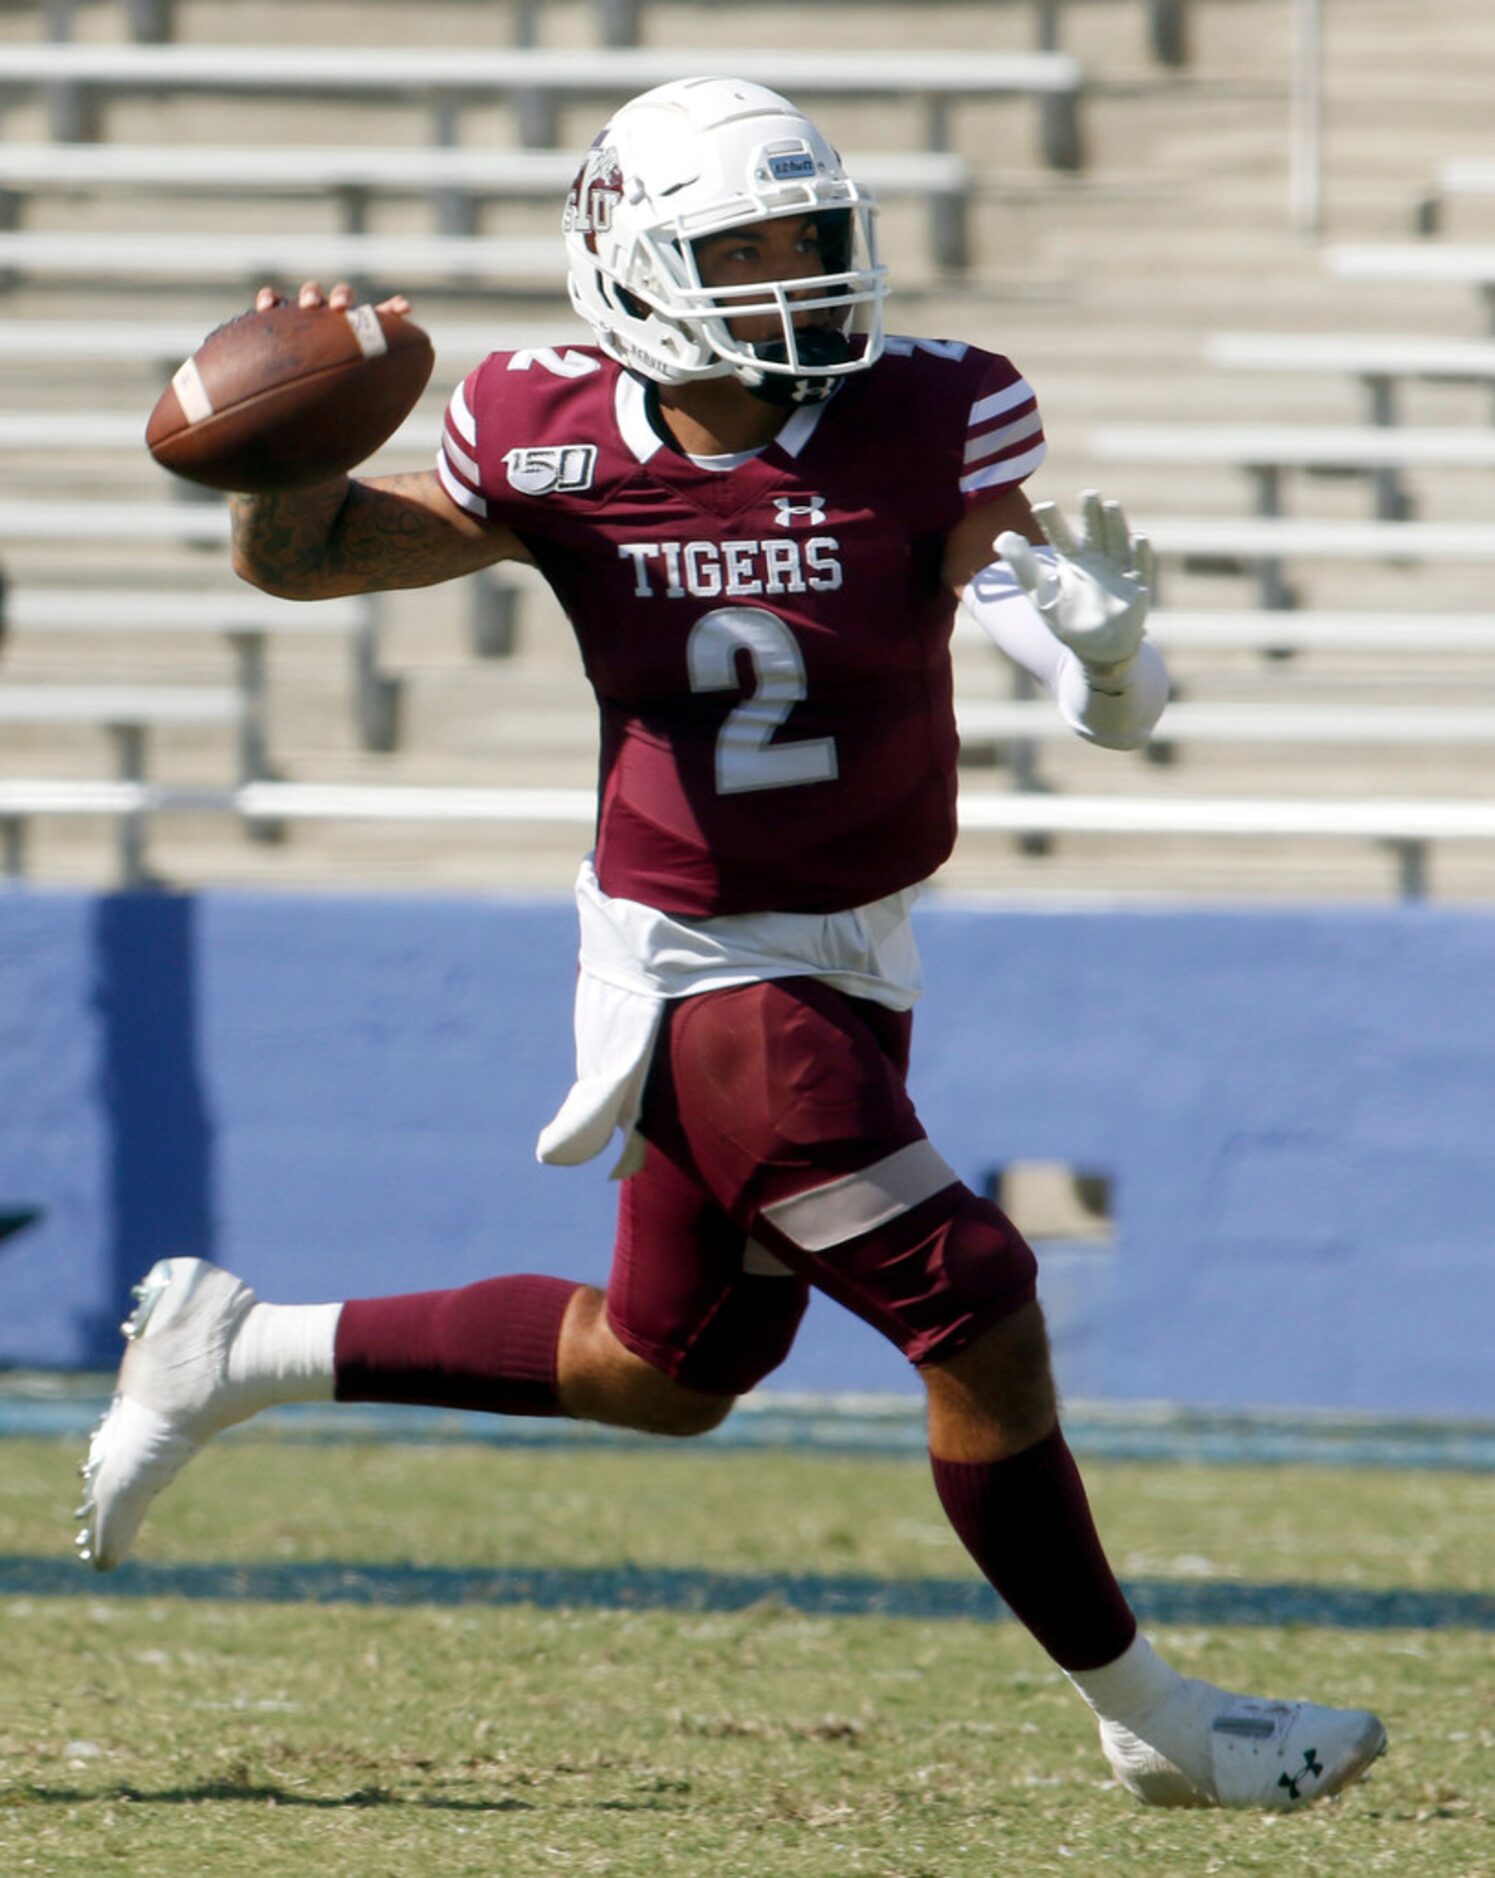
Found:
[76,1258,260,1571]
[1099,1680,1387,1810]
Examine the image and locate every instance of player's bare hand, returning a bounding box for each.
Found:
[253,282,412,319]
[997,490,1154,669]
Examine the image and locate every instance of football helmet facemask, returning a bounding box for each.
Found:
[563,76,887,405]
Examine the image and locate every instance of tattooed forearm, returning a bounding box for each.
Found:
[230,479,351,597]
[230,470,519,599]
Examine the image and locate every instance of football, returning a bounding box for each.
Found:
[145,300,435,492]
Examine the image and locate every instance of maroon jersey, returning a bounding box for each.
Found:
[438,339,1045,917]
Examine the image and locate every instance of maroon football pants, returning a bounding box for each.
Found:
[605,976,1038,1395]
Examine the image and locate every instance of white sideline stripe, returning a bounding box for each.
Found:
[344,305,387,359]
[171,357,212,425]
[761,1141,960,1255]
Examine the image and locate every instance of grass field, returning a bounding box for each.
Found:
[1,1433,1490,1876]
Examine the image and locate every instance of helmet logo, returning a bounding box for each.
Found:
[564,143,625,254]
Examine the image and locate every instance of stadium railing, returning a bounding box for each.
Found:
[0,143,976,272]
[0,683,240,878]
[0,43,1087,171]
[3,778,1489,902]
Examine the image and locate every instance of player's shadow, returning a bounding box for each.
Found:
[15,1782,536,1811]
[16,1783,689,1813]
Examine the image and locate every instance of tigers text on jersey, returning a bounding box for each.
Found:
[439,337,1045,918]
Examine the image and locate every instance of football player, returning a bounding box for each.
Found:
[78,77,1384,1811]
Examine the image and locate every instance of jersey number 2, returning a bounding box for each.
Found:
[687,607,838,795]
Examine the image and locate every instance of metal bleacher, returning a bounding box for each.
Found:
[2,0,1494,902]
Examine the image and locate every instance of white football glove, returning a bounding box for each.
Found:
[996,490,1155,670]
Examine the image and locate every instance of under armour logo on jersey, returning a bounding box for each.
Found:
[505,445,598,496]
[773,496,827,527]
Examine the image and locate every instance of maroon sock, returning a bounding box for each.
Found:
[930,1427,1138,1671]
[334,1274,580,1417]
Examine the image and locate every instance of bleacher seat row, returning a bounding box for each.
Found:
[0,43,1086,170]
[21,0,1195,70]
[0,144,975,270]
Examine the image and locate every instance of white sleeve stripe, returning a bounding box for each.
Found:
[963,408,1044,466]
[436,450,488,517]
[968,378,1035,428]
[447,379,478,447]
[442,429,482,487]
[958,439,1048,495]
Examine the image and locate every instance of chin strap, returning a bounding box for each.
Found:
[740,330,854,406]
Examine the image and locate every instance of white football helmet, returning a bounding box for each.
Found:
[563,76,887,404]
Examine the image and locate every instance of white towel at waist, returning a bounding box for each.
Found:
[536,857,925,1177]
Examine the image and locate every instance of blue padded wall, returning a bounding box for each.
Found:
[0,887,1489,1414]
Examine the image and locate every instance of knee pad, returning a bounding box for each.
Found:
[769,1186,1038,1370]
[934,1192,1041,1311]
